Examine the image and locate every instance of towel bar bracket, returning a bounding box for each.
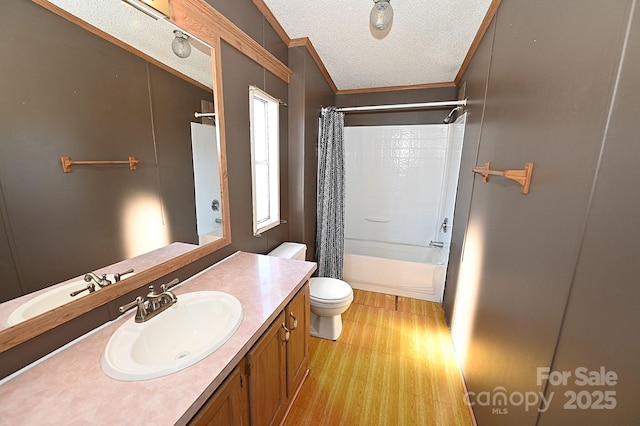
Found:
[471,161,534,195]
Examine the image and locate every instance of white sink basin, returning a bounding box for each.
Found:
[6,274,134,326]
[101,291,243,381]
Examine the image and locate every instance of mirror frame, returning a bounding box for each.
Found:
[0,0,232,353]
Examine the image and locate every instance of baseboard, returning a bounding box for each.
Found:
[449,340,477,426]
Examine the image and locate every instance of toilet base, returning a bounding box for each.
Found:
[309,311,344,340]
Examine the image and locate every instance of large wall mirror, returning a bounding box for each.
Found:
[0,0,231,351]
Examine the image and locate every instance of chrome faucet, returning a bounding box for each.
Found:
[119,278,180,323]
[84,272,112,288]
[429,240,444,248]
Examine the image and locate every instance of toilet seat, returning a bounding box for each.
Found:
[310,277,353,306]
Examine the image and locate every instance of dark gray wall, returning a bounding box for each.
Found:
[444,0,639,424]
[0,0,209,302]
[442,19,495,321]
[205,0,288,65]
[538,2,640,424]
[204,0,335,263]
[288,46,335,262]
[0,197,21,301]
[206,39,290,260]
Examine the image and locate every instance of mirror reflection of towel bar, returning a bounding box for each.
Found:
[60,156,139,173]
[365,217,390,223]
[194,112,216,119]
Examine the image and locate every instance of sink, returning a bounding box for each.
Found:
[5,273,134,326]
[101,291,243,381]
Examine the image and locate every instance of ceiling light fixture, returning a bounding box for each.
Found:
[171,30,191,58]
[370,0,394,31]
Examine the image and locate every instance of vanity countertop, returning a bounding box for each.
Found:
[0,251,316,425]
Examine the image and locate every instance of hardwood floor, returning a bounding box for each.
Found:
[284,289,474,426]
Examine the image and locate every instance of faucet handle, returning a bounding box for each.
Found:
[119,296,144,313]
[70,283,95,297]
[160,278,180,292]
[119,296,148,322]
[113,268,134,282]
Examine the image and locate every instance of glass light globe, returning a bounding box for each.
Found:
[172,30,191,58]
[370,0,393,31]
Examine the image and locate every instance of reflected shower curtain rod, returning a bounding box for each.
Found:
[323,99,467,113]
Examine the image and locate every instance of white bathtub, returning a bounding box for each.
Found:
[343,238,446,303]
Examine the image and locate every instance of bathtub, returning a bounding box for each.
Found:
[343,238,446,303]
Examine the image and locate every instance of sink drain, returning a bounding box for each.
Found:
[175,351,191,360]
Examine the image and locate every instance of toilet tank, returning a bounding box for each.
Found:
[267,242,307,261]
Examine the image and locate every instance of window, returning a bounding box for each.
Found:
[249,86,280,235]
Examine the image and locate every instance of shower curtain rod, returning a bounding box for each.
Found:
[323,99,467,113]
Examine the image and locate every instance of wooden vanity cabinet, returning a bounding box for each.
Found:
[246,283,310,425]
[284,283,310,397]
[189,363,249,426]
[189,282,310,426]
[246,311,288,425]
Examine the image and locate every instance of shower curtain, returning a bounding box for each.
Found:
[315,107,345,278]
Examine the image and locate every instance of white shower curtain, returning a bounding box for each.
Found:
[315,107,345,278]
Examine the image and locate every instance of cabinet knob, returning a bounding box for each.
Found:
[281,322,290,342]
[289,312,298,330]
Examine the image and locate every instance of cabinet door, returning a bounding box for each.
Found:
[247,311,288,426]
[189,364,247,426]
[286,283,309,397]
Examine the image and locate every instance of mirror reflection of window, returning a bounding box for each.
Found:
[249,86,280,236]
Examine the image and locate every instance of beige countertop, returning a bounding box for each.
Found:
[0,251,316,425]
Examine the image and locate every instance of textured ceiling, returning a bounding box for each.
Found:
[263,0,493,91]
[48,0,213,88]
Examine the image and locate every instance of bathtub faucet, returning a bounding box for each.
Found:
[429,241,444,249]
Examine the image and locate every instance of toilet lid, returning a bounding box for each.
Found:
[310,277,353,301]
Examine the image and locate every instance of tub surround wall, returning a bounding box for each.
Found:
[445,0,640,424]
[435,114,465,263]
[344,124,451,247]
[0,252,316,425]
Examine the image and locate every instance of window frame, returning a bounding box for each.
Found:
[249,85,281,236]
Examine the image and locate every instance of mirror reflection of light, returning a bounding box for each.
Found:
[450,219,484,371]
[121,192,170,258]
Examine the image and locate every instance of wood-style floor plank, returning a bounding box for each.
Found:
[284,289,474,426]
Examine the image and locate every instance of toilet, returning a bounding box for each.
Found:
[267,242,354,340]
